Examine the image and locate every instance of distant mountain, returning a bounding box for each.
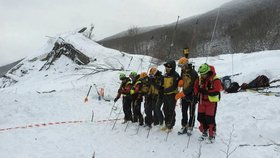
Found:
[99,0,280,60]
[101,25,164,41]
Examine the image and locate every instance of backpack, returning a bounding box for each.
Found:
[225,82,240,93]
[241,75,270,89]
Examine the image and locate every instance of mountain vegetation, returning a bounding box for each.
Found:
[99,0,280,61]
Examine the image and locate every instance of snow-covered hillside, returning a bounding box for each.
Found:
[0,32,280,158]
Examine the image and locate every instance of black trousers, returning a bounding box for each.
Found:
[181,98,196,127]
[122,96,132,121]
[154,95,164,125]
[144,95,158,126]
[163,93,176,129]
[132,98,143,124]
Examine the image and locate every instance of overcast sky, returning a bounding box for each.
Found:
[0,0,232,66]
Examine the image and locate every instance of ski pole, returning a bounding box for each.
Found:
[108,102,117,120]
[124,121,130,132]
[84,85,92,103]
[127,56,133,70]
[91,110,94,122]
[112,106,123,130]
[165,108,176,142]
[135,111,144,134]
[183,100,196,151]
[93,84,101,101]
[146,126,151,139]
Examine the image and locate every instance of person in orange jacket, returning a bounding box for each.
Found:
[194,63,222,143]
[175,57,198,135]
[114,73,133,124]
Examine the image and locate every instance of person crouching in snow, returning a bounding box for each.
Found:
[194,63,222,143]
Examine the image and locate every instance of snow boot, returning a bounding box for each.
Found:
[160,126,168,131]
[206,136,215,144]
[165,128,172,133]
[178,127,188,135]
[198,131,208,141]
[143,124,152,129]
[122,120,128,124]
[186,127,193,136]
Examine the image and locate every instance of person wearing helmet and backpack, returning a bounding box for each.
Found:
[175,57,198,135]
[138,72,153,128]
[149,66,164,126]
[161,60,179,132]
[194,63,223,143]
[114,73,133,124]
[129,71,144,126]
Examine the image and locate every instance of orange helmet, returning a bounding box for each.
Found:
[149,67,158,76]
[178,57,188,67]
[139,72,148,79]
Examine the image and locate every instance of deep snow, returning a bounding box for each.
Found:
[0,32,280,158]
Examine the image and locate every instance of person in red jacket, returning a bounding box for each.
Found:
[194,63,222,143]
[114,73,133,124]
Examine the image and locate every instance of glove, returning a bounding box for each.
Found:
[114,97,119,103]
[84,97,88,103]
[178,80,183,87]
[130,89,135,95]
[175,92,185,100]
[198,88,208,94]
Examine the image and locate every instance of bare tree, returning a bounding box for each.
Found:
[220,125,238,158]
[192,142,203,158]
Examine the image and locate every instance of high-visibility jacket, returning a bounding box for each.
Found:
[116,78,132,98]
[194,66,222,102]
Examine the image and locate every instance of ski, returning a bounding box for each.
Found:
[245,89,280,97]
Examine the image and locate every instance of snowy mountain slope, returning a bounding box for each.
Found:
[0,33,153,94]
[0,33,280,158]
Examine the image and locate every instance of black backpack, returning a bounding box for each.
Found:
[241,75,270,89]
[225,82,240,93]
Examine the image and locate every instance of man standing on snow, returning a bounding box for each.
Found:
[148,66,164,126]
[137,72,152,128]
[161,60,179,132]
[175,57,198,135]
[194,63,222,143]
[129,71,144,126]
[114,73,133,124]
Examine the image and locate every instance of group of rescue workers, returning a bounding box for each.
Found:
[114,48,223,142]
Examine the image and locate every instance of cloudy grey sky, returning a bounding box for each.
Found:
[0,0,231,66]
